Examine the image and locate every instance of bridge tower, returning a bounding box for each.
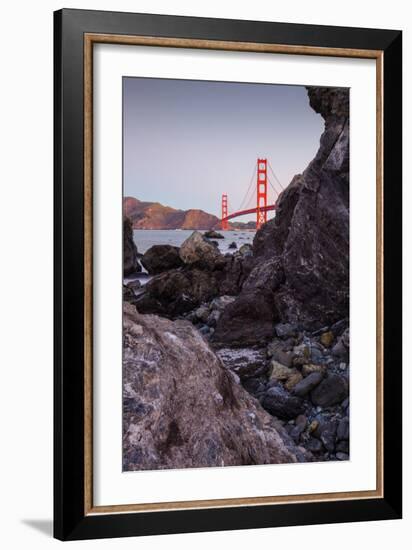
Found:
[221,193,229,230]
[256,158,268,230]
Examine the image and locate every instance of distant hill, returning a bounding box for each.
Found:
[124,197,220,230]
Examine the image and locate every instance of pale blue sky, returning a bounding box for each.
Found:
[123,77,324,221]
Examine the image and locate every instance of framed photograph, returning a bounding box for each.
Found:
[54,8,402,541]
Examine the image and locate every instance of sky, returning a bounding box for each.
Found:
[123,77,324,221]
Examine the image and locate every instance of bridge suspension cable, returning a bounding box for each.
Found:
[267,160,285,192]
[234,161,257,214]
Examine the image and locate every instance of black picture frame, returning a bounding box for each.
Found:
[54,8,402,541]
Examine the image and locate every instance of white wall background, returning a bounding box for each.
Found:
[0,1,409,548]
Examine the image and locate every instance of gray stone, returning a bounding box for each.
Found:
[179,231,222,269]
[238,243,253,256]
[292,372,324,397]
[319,421,338,452]
[336,452,349,461]
[204,230,224,239]
[207,309,221,327]
[275,323,298,339]
[337,418,349,440]
[311,374,349,407]
[141,244,183,274]
[210,295,236,312]
[306,437,323,453]
[195,305,210,323]
[262,385,305,420]
[336,440,349,453]
[267,340,294,367]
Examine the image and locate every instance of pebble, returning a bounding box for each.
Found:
[320,331,334,347]
[292,372,324,397]
[336,452,349,461]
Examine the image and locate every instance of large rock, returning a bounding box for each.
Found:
[179,231,222,269]
[135,268,219,317]
[262,384,305,420]
[123,303,303,470]
[123,216,141,276]
[141,244,183,274]
[211,289,277,346]
[310,373,349,407]
[219,87,349,332]
[217,254,254,296]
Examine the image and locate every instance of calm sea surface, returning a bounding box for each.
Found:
[133,229,256,255]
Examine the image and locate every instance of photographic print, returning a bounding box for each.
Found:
[122,77,350,471]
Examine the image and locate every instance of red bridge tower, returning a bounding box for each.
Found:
[256,158,268,230]
[221,193,229,230]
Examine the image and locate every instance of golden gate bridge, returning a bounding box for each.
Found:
[220,158,284,230]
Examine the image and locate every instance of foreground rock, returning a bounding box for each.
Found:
[212,289,277,346]
[179,231,223,269]
[123,216,141,276]
[123,303,306,470]
[135,268,219,317]
[141,244,183,274]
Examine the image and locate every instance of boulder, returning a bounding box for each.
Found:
[292,372,324,397]
[337,417,350,440]
[270,361,294,381]
[135,268,219,317]
[215,347,268,381]
[217,254,254,296]
[204,230,224,239]
[211,289,277,346]
[123,216,141,275]
[310,374,349,407]
[262,384,305,420]
[238,243,253,257]
[179,231,222,269]
[123,303,301,470]
[228,241,237,249]
[141,245,183,274]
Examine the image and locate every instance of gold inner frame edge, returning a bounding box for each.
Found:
[83,33,384,515]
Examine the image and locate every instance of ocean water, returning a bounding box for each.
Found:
[133,229,256,255]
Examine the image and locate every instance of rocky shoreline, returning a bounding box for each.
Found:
[122,86,350,471]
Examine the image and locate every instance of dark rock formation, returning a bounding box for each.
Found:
[179,231,223,270]
[123,303,304,470]
[310,373,349,407]
[135,268,219,317]
[262,384,305,420]
[141,244,183,274]
[123,216,141,276]
[212,289,277,346]
[214,86,349,339]
[204,230,224,239]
